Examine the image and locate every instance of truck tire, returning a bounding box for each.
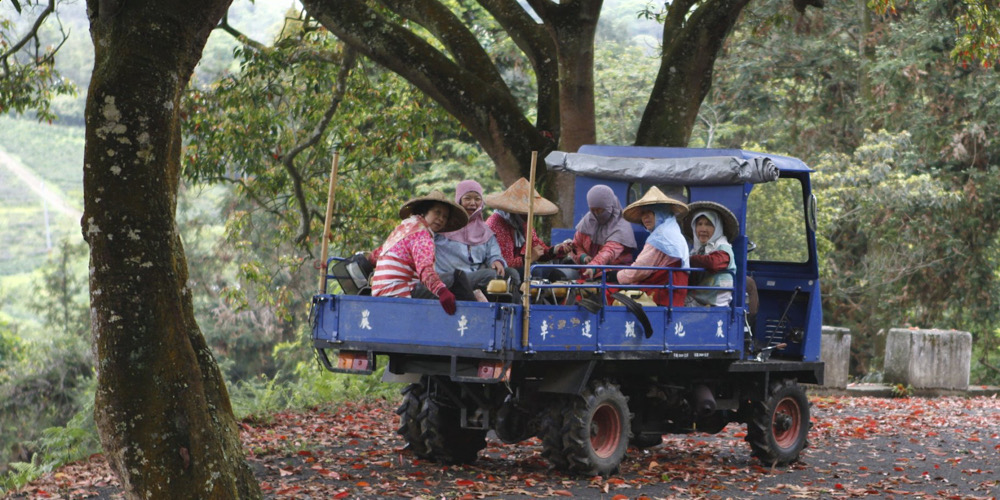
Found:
[396,380,431,458]
[745,379,810,465]
[540,401,571,471]
[562,379,631,476]
[419,397,487,464]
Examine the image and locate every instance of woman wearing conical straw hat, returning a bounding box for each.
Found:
[484,178,562,280]
[617,187,691,307]
[370,190,477,315]
[683,201,739,307]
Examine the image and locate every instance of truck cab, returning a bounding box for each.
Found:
[311,145,823,476]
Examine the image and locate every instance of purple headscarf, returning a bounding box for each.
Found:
[441,180,495,245]
[575,185,637,248]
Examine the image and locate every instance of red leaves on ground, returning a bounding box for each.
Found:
[5,395,1000,499]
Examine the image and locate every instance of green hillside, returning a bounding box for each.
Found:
[0,117,85,276]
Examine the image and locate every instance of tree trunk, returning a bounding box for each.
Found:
[532,0,602,227]
[83,1,260,498]
[635,0,752,147]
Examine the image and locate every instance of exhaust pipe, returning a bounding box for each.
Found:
[692,384,716,417]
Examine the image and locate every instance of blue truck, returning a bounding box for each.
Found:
[310,145,824,476]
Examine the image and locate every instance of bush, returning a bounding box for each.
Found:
[0,378,98,494]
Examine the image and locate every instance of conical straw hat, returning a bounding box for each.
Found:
[399,190,469,233]
[483,177,558,215]
[682,201,739,241]
[622,186,689,223]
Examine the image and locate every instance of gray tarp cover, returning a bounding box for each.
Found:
[544,151,779,185]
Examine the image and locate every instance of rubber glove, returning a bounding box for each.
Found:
[438,288,457,315]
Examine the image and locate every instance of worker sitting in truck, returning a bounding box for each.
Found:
[683,201,738,307]
[484,177,564,280]
[371,190,478,315]
[616,187,691,307]
[436,179,521,302]
[554,184,637,281]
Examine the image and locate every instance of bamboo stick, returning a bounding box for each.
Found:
[521,151,538,348]
[319,152,340,293]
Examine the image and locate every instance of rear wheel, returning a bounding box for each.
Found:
[745,379,810,465]
[562,379,631,476]
[395,379,430,458]
[419,396,487,464]
[540,401,570,471]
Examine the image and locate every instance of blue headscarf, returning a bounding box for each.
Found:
[645,206,689,268]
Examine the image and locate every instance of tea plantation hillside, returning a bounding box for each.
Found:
[0,116,85,276]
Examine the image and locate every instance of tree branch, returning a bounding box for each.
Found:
[302,0,547,184]
[216,13,268,51]
[380,0,508,90]
[278,47,358,245]
[0,0,57,71]
[478,0,559,131]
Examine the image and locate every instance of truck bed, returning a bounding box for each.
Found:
[311,291,744,361]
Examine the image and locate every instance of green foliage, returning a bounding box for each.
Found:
[0,380,99,493]
[813,130,963,373]
[28,239,89,338]
[594,42,657,146]
[0,2,78,121]
[704,0,1000,382]
[0,241,94,477]
[870,0,1000,68]
[889,383,914,398]
[409,140,503,196]
[229,358,399,421]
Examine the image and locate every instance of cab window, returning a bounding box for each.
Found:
[747,178,808,263]
[627,183,688,205]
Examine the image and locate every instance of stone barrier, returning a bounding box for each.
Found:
[820,326,851,389]
[884,328,972,390]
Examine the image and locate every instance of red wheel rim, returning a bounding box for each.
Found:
[772,396,802,449]
[591,403,622,458]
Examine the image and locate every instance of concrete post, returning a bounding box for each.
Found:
[820,326,851,388]
[884,328,972,390]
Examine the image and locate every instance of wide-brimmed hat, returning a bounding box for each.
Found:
[483,177,559,215]
[399,190,469,233]
[682,201,739,241]
[622,186,689,223]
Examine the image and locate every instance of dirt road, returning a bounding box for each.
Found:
[6,394,999,499]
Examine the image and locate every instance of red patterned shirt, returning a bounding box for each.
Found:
[486,213,550,270]
[371,223,446,298]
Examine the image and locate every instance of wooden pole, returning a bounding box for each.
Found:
[521,151,538,348]
[319,152,340,293]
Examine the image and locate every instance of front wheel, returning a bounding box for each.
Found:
[745,379,810,465]
[562,379,631,476]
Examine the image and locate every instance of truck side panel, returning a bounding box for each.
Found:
[313,295,506,352]
[524,305,741,355]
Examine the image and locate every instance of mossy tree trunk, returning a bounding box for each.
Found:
[634,0,752,147]
[83,0,260,498]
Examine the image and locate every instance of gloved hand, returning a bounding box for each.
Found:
[438,288,457,315]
